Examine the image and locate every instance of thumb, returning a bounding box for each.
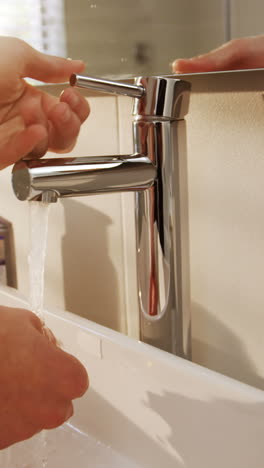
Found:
[20,40,85,83]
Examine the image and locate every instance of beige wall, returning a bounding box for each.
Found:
[1,70,264,391]
[186,77,264,390]
[231,0,264,38]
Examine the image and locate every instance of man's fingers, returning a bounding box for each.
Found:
[0,124,48,170]
[60,88,90,123]
[47,101,82,152]
[172,40,234,73]
[42,325,61,347]
[172,58,212,74]
[20,40,85,83]
[47,89,90,153]
[42,401,74,430]
[172,37,263,73]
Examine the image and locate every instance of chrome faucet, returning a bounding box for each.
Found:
[12,74,191,359]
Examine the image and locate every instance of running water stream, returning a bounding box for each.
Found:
[3,200,51,468]
[28,201,50,322]
[28,201,51,468]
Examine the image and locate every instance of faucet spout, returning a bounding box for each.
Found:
[12,155,156,202]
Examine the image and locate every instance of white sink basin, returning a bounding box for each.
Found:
[0,285,264,467]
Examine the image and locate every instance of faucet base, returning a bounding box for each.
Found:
[136,120,191,359]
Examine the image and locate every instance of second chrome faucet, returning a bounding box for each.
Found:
[12,74,191,359]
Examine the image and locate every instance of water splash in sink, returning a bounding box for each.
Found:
[2,423,140,468]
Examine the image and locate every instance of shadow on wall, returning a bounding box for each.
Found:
[61,199,120,331]
[192,302,264,391]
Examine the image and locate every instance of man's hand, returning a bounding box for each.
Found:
[0,37,90,170]
[0,306,89,449]
[172,35,264,74]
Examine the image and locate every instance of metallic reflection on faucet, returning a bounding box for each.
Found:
[12,74,191,359]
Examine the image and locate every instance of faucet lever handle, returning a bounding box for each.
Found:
[70,74,145,99]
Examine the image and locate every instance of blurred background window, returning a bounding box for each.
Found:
[0,0,67,56]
